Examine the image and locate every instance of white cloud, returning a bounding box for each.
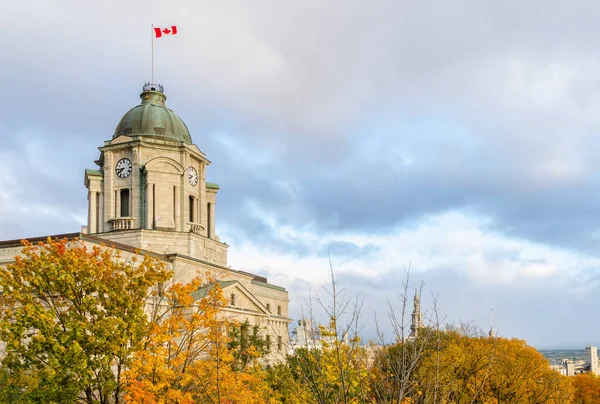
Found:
[4,0,600,347]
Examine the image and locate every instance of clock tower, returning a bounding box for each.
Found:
[0,82,290,363]
[84,83,227,266]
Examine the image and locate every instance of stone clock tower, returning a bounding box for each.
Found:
[84,83,227,266]
[0,83,290,363]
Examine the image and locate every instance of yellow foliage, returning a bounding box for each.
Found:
[415,332,573,404]
[124,276,275,403]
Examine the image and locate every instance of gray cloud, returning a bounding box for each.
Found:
[3,0,600,347]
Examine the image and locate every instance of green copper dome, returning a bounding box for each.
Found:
[113,83,192,144]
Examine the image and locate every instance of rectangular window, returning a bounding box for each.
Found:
[266,335,271,350]
[95,192,100,233]
[266,303,271,312]
[277,335,282,350]
[277,305,282,316]
[120,189,130,217]
[230,293,235,306]
[207,202,212,238]
[152,185,156,227]
[189,196,195,222]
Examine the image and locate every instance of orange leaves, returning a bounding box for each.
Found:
[124,276,273,404]
[572,373,600,403]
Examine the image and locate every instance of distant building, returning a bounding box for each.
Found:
[554,346,598,376]
[587,346,599,375]
[408,289,423,341]
[556,358,586,376]
[289,318,339,352]
[290,319,319,350]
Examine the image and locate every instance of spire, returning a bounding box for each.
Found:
[409,289,423,340]
[488,309,495,337]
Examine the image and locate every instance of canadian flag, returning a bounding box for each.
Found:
[154,26,177,38]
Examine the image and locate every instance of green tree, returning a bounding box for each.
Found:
[228,319,270,371]
[265,362,314,404]
[0,237,171,404]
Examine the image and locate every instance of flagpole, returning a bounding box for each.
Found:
[151,24,154,84]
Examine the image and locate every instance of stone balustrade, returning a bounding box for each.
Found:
[188,222,204,235]
[108,217,135,231]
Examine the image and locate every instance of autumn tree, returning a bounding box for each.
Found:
[124,277,274,404]
[264,362,314,404]
[368,266,443,404]
[0,237,171,404]
[228,319,270,371]
[572,373,600,404]
[275,264,373,404]
[285,337,372,404]
[414,329,573,404]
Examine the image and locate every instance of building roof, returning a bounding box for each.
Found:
[113,84,192,144]
[0,233,288,297]
[251,279,287,292]
[191,280,237,300]
[85,168,102,177]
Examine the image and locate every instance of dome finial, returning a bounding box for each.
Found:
[143,82,164,93]
[140,82,167,105]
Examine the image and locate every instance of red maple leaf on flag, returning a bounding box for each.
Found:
[154,26,178,38]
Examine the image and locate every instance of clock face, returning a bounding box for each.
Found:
[188,166,198,186]
[115,158,133,178]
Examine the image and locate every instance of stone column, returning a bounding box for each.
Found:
[98,192,104,232]
[174,186,181,231]
[115,190,121,217]
[88,190,96,234]
[208,202,216,239]
[146,184,154,229]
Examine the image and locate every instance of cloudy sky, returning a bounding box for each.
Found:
[3,0,600,348]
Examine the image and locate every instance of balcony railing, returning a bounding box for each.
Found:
[108,217,135,231]
[188,222,204,235]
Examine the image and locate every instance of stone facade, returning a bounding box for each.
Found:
[0,83,291,363]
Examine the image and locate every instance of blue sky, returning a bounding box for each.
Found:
[2,0,600,348]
